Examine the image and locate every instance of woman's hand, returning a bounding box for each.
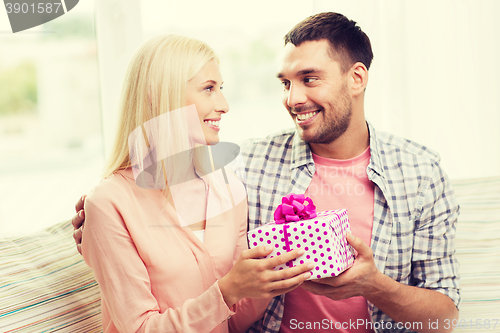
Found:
[218,246,313,307]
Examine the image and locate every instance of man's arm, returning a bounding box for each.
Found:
[302,232,458,333]
[71,195,86,255]
[302,159,460,333]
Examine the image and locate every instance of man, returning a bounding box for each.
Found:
[73,12,460,332]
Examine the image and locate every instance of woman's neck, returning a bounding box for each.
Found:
[164,164,207,231]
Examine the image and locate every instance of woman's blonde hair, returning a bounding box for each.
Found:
[103,34,218,179]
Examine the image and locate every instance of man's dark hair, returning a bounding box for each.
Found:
[284,12,373,73]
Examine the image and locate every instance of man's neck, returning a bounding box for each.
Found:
[309,120,369,160]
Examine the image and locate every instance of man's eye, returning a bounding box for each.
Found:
[304,77,317,83]
[281,81,290,89]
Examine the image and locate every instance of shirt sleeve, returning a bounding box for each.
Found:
[412,159,461,308]
[226,138,260,188]
[82,191,235,333]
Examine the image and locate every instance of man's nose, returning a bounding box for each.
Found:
[286,84,307,108]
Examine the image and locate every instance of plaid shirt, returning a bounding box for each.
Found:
[230,121,460,333]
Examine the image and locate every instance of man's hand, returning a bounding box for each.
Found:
[301,232,379,300]
[302,232,458,333]
[71,195,86,255]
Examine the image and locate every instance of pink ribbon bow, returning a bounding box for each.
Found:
[274,194,317,224]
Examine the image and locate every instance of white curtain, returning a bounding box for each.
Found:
[95,0,143,158]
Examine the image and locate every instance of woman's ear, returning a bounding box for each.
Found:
[350,62,368,97]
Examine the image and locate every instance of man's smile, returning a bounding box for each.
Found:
[294,110,320,126]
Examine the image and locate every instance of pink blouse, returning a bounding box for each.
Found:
[82,168,267,333]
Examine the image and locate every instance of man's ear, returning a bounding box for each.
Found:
[350,62,368,97]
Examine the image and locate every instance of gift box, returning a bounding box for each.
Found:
[248,195,355,280]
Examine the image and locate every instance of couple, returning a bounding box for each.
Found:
[73,12,460,333]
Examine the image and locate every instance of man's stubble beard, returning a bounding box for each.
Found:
[297,83,352,145]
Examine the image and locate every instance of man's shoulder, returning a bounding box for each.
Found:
[375,129,441,163]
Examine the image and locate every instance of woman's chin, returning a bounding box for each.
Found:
[192,134,219,146]
[204,133,220,145]
[206,138,220,145]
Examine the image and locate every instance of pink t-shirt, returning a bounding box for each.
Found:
[280,147,375,332]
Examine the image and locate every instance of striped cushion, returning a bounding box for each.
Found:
[0,220,102,332]
[453,177,500,331]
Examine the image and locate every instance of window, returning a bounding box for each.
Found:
[0,1,102,235]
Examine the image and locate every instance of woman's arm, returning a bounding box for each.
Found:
[226,199,271,332]
[82,194,234,333]
[83,185,312,333]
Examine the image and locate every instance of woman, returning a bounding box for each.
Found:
[81,34,312,333]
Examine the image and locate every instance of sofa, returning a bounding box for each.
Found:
[1,177,499,332]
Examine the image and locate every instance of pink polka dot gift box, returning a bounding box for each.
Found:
[247,194,355,280]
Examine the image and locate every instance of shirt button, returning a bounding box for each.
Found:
[270,320,276,327]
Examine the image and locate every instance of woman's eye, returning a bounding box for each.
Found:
[204,85,214,92]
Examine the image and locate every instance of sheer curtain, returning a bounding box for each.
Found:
[95,0,143,159]
[95,0,500,180]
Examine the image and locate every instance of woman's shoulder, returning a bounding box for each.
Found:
[86,169,136,209]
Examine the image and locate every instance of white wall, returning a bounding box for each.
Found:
[313,0,500,179]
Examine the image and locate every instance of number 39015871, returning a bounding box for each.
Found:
[5,3,62,14]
